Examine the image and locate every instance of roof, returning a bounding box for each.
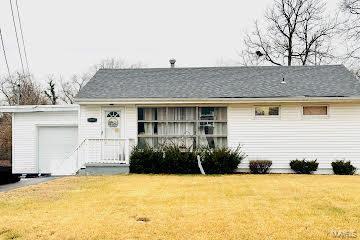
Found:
[0,105,79,113]
[76,65,360,100]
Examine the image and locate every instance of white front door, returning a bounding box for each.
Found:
[101,108,125,162]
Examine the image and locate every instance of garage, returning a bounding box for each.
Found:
[0,105,79,175]
[38,126,78,175]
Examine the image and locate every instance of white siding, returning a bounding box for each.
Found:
[79,104,137,141]
[124,105,138,143]
[228,103,360,173]
[79,105,102,142]
[12,111,78,174]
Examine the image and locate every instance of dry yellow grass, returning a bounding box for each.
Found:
[0,174,359,240]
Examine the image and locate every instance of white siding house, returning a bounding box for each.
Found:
[1,105,78,175]
[2,65,360,175]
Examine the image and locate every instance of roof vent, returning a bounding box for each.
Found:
[281,77,286,84]
[169,58,176,68]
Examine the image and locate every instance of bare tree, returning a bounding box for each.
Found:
[0,73,48,106]
[0,73,48,162]
[60,58,144,104]
[60,74,88,104]
[340,0,360,77]
[44,78,59,105]
[241,0,338,66]
[0,114,12,162]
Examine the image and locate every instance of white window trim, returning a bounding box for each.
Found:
[254,105,281,119]
[301,104,330,119]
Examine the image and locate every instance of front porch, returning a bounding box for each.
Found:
[66,138,136,175]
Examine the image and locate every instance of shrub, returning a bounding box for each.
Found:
[129,144,199,174]
[162,145,199,174]
[331,160,356,175]
[129,146,163,174]
[130,144,246,174]
[201,146,245,174]
[290,159,319,174]
[249,160,272,174]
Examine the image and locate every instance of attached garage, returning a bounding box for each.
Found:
[0,105,79,176]
[38,126,78,175]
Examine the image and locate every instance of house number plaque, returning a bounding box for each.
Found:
[87,118,97,123]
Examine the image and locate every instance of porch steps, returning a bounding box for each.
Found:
[77,163,130,176]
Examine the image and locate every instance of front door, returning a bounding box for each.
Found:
[102,108,125,162]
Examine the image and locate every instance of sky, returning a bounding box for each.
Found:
[0,0,341,84]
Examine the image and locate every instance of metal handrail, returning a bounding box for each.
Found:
[64,138,87,160]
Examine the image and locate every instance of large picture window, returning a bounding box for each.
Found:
[137,107,227,149]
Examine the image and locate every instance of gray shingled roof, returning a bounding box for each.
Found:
[76,65,360,99]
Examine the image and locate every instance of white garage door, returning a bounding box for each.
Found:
[38,126,78,175]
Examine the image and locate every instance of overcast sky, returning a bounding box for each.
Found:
[0,0,340,83]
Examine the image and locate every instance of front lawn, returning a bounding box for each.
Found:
[0,175,359,239]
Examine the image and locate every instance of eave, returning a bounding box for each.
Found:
[74,96,360,105]
[0,105,79,113]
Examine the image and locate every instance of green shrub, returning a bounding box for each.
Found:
[130,145,199,174]
[130,144,246,174]
[290,159,319,174]
[249,160,272,174]
[331,160,356,175]
[162,145,199,174]
[129,146,163,174]
[200,146,245,174]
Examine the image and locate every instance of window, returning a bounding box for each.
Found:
[106,111,120,128]
[303,106,328,116]
[107,111,120,118]
[137,107,227,149]
[255,106,280,116]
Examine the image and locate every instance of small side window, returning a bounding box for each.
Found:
[255,106,280,116]
[303,106,328,116]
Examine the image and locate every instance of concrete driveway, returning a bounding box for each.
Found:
[0,177,56,192]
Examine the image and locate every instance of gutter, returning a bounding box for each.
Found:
[74,97,360,105]
[0,104,79,113]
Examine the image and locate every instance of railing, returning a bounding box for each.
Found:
[64,138,136,174]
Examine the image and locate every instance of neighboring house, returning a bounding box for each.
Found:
[1,64,360,175]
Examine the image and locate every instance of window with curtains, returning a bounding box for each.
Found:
[137,107,227,149]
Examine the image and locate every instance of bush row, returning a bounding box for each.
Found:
[130,145,357,175]
[250,159,357,175]
[130,145,245,174]
[289,159,357,175]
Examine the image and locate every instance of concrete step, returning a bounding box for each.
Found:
[77,163,130,176]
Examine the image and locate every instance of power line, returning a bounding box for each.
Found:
[0,28,12,78]
[9,0,25,76]
[15,0,30,75]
